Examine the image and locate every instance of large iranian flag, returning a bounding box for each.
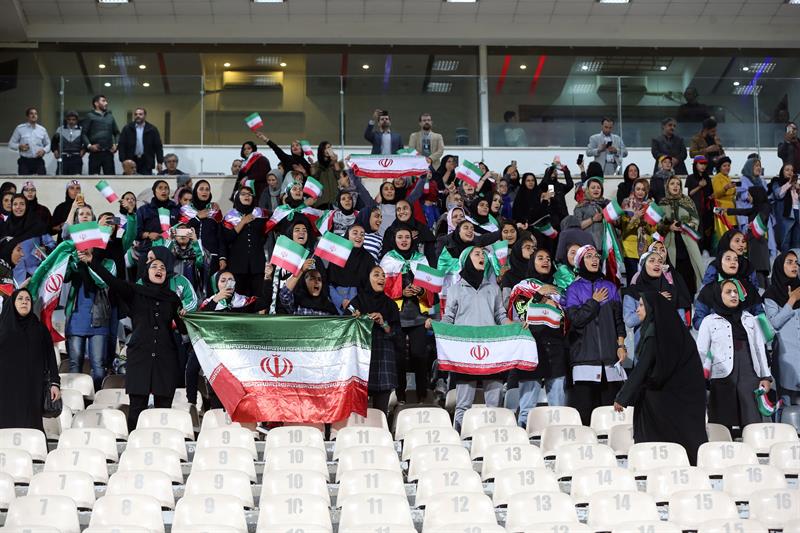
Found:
[184,314,372,423]
[432,322,538,375]
[348,155,429,179]
[28,241,74,342]
[601,219,622,284]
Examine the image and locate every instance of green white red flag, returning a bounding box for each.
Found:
[299,140,314,157]
[244,112,263,131]
[158,208,171,238]
[313,231,353,268]
[749,216,767,239]
[28,241,74,342]
[601,220,622,284]
[643,202,665,225]
[270,235,309,276]
[69,222,112,251]
[455,160,483,188]
[682,224,701,242]
[303,177,323,200]
[535,222,558,239]
[94,180,118,203]
[348,155,429,179]
[602,199,624,223]
[526,302,563,329]
[431,322,538,375]
[411,263,445,294]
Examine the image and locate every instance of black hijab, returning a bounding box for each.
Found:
[715,229,754,277]
[327,228,377,289]
[379,182,399,206]
[190,180,214,211]
[336,190,355,217]
[764,252,800,309]
[0,236,19,267]
[233,186,256,215]
[3,195,47,241]
[530,249,555,285]
[629,252,692,309]
[469,196,491,225]
[389,225,415,260]
[577,251,603,282]
[149,180,173,210]
[502,237,534,289]
[639,292,700,388]
[512,174,538,222]
[0,289,37,337]
[709,279,749,341]
[119,191,137,216]
[444,220,474,258]
[460,247,484,290]
[293,269,338,315]
[350,267,400,326]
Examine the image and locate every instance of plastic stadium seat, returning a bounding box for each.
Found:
[60,388,85,411]
[263,426,326,453]
[407,444,472,482]
[43,405,73,441]
[71,408,128,440]
[697,442,759,476]
[172,527,244,533]
[769,441,800,475]
[199,409,240,433]
[526,406,583,438]
[0,449,33,483]
[4,495,80,533]
[333,426,395,460]
[627,442,690,477]
[185,469,255,508]
[505,492,579,531]
[260,469,331,506]
[335,445,402,482]
[196,426,257,460]
[425,527,504,533]
[331,408,389,439]
[569,466,638,505]
[492,467,560,507]
[127,428,188,461]
[394,407,452,440]
[507,523,590,533]
[611,522,682,533]
[106,470,175,509]
[415,467,484,508]
[117,447,183,484]
[608,424,634,457]
[553,443,617,479]
[667,490,739,528]
[482,443,545,481]
[470,425,530,459]
[401,426,462,461]
[748,488,800,528]
[191,447,256,482]
[781,405,800,433]
[422,492,497,530]
[256,493,332,532]
[0,527,62,533]
[338,468,406,506]
[59,373,95,399]
[89,495,164,533]
[43,447,108,484]
[721,464,787,501]
[173,495,248,533]
[645,466,712,503]
[540,425,597,458]
[136,408,194,440]
[173,388,202,409]
[742,422,799,454]
[28,471,96,510]
[83,528,152,533]
[340,493,415,530]
[706,423,733,442]
[460,407,517,439]
[57,427,118,462]
[697,519,769,533]
[91,389,130,409]
[590,405,634,437]
[587,491,659,529]
[264,445,329,479]
[0,472,14,510]
[0,429,48,462]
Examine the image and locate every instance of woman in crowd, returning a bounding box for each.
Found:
[533,164,574,234]
[437,219,500,311]
[658,175,704,295]
[223,187,268,297]
[0,289,60,431]
[467,196,499,235]
[236,140,271,200]
[352,173,425,237]
[3,194,55,284]
[136,180,180,253]
[685,155,714,252]
[616,163,641,205]
[0,192,13,219]
[51,179,81,236]
[311,141,342,209]
[259,170,283,213]
[167,225,207,299]
[270,220,313,315]
[511,172,537,224]
[711,156,737,242]
[327,224,376,313]
[381,199,436,264]
[355,206,383,262]
[694,247,762,329]
[771,163,800,252]
[618,178,654,285]
[433,155,458,195]
[330,190,358,237]
[0,237,23,303]
[702,229,759,286]
[279,259,339,316]
[201,270,270,313]
[183,180,224,289]
[574,176,608,251]
[21,181,51,227]
[255,133,310,177]
[500,235,535,307]
[435,206,466,253]
[614,292,707,465]
[719,186,772,288]
[496,180,513,220]
[763,252,800,408]
[736,156,767,231]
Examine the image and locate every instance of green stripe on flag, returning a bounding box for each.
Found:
[431,321,533,342]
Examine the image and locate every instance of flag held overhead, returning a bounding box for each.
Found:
[95,180,118,203]
[313,231,353,268]
[244,112,263,131]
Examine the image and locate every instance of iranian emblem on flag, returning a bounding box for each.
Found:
[244,112,263,131]
[431,322,538,375]
[455,160,483,188]
[270,235,310,276]
[69,222,112,251]
[411,263,445,294]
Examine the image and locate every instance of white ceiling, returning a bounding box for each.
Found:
[4,0,800,47]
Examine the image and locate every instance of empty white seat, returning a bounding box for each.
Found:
[470,425,530,460]
[260,469,331,506]
[587,491,659,529]
[722,464,787,501]
[742,422,799,454]
[697,442,758,476]
[590,405,633,437]
[0,448,33,484]
[627,442,690,477]
[408,444,472,483]
[340,493,415,530]
[43,406,73,441]
[645,466,711,503]
[697,519,769,533]
[59,373,95,399]
[611,522,682,533]
[0,428,48,462]
[89,495,164,533]
[338,468,406,506]
[553,443,617,479]
[43,447,108,484]
[748,488,800,527]
[172,527,244,533]
[0,527,63,533]
[91,389,129,409]
[706,423,732,442]
[394,407,452,441]
[569,467,638,505]
[57,427,118,462]
[333,426,394,460]
[60,388,85,412]
[117,447,183,484]
[173,495,248,533]
[106,470,175,509]
[135,408,194,440]
[423,527,505,533]
[196,426,256,459]
[173,388,202,408]
[492,467,560,507]
[335,445,401,482]
[127,428,187,461]
[265,445,328,479]
[422,492,497,530]
[539,425,597,458]
[185,469,255,508]
[667,490,739,528]
[28,471,96,510]
[416,467,484,508]
[0,472,12,511]
[481,443,544,481]
[506,523,590,533]
[769,441,800,475]
[192,447,256,482]
[199,409,240,433]
[71,409,128,440]
[83,527,152,533]
[506,492,578,531]
[256,493,332,532]
[526,406,582,438]
[460,407,517,439]
[263,426,326,453]
[331,408,389,439]
[4,495,80,533]
[608,424,634,457]
[402,426,462,461]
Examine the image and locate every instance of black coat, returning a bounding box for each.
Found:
[223,217,267,275]
[187,216,225,261]
[364,123,403,154]
[651,134,688,175]
[117,122,164,171]
[136,199,180,251]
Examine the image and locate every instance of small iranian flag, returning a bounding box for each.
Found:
[601,219,622,284]
[158,207,172,238]
[651,231,665,243]
[180,204,198,223]
[303,177,324,200]
[315,210,334,233]
[314,231,353,268]
[299,140,314,157]
[526,302,563,329]
[602,199,624,223]
[754,385,782,417]
[94,180,118,203]
[455,160,483,188]
[490,240,509,266]
[757,312,775,343]
[431,322,538,375]
[244,112,263,131]
[749,216,768,239]
[270,235,310,276]
[643,202,665,225]
[412,263,445,294]
[535,223,558,239]
[682,224,701,242]
[69,222,112,251]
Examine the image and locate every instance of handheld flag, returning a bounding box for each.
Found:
[601,219,622,284]
[411,263,445,294]
[313,231,353,268]
[754,385,782,417]
[270,235,310,276]
[602,199,624,223]
[431,322,538,375]
[158,207,171,238]
[535,222,558,239]
[526,302,563,328]
[303,177,324,200]
[95,180,118,203]
[179,205,198,223]
[682,224,701,242]
[643,202,665,225]
[749,215,768,239]
[299,140,314,157]
[455,160,483,188]
[69,222,112,251]
[244,112,263,131]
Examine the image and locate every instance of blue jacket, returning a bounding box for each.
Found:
[564,277,626,367]
[13,234,56,283]
[364,123,403,155]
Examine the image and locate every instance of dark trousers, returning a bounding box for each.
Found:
[128,393,173,432]
[370,391,391,417]
[132,155,154,175]
[88,151,115,175]
[17,157,46,175]
[569,375,623,426]
[397,325,430,402]
[185,349,201,404]
[234,272,264,297]
[59,154,83,175]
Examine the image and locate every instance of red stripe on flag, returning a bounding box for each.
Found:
[315,247,348,268]
[383,273,404,300]
[438,360,538,375]
[413,278,442,294]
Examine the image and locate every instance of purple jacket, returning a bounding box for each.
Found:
[564,277,626,367]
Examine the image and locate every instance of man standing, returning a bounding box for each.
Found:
[778,122,800,170]
[82,94,120,175]
[364,109,402,155]
[408,113,444,169]
[586,117,627,176]
[689,118,725,172]
[651,117,688,175]
[502,110,528,147]
[52,110,89,175]
[117,107,164,175]
[8,107,50,175]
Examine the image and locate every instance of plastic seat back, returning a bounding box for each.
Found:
[407,444,471,482]
[589,405,633,437]
[173,494,248,533]
[506,491,578,531]
[28,471,96,510]
[191,446,256,482]
[460,407,516,439]
[256,493,332,531]
[264,445,328,479]
[339,493,414,529]
[0,428,48,462]
[627,442,690,476]
[587,491,659,529]
[769,441,800,475]
[5,495,80,533]
[71,409,128,440]
[135,408,194,440]
[89,494,164,533]
[106,470,175,509]
[415,467,483,508]
[0,448,33,483]
[422,491,498,529]
[721,464,788,501]
[667,490,739,528]
[482,443,545,481]
[540,425,597,458]
[742,422,799,454]
[492,467,559,507]
[470,425,530,460]
[697,442,758,476]
[196,426,257,460]
[401,426,461,461]
[748,488,800,527]
[394,407,452,440]
[263,426,325,453]
[57,427,118,462]
[569,466,637,505]
[117,447,183,484]
[526,406,582,437]
[553,443,617,479]
[43,447,108,484]
[127,428,188,461]
[645,466,711,503]
[333,426,394,460]
[260,469,330,506]
[185,469,255,508]
[335,445,401,482]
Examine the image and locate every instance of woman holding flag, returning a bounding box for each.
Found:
[327,224,376,313]
[657,175,704,295]
[223,186,268,297]
[270,220,314,315]
[135,180,180,254]
[183,180,224,288]
[618,178,654,285]
[278,259,339,316]
[711,156,738,244]
[2,194,55,284]
[235,140,270,201]
[380,199,436,265]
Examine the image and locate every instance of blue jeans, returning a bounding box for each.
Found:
[68,335,107,391]
[517,376,567,428]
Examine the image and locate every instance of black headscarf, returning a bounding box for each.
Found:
[713,229,754,278]
[530,249,555,285]
[512,174,538,222]
[336,189,355,217]
[502,237,534,289]
[444,220,474,258]
[149,180,173,210]
[327,228,377,289]
[350,267,400,326]
[389,224,415,260]
[764,252,800,310]
[709,279,749,341]
[119,191,137,216]
[355,206,381,235]
[577,251,603,282]
[190,180,214,211]
[292,269,338,315]
[629,252,692,309]
[233,186,256,215]
[0,288,37,338]
[460,247,484,290]
[0,236,19,267]
[469,196,491,225]
[379,182,399,206]
[639,292,699,388]
[3,194,47,241]
[284,219,314,250]
[381,201,435,259]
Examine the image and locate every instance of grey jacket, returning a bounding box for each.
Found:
[442,277,506,327]
[82,110,120,150]
[764,298,800,392]
[586,132,627,175]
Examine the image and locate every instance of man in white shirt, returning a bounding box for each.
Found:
[586,117,628,176]
[8,107,50,175]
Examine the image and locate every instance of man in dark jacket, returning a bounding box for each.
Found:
[118,107,164,175]
[364,109,403,155]
[650,117,688,175]
[778,122,800,170]
[82,94,120,175]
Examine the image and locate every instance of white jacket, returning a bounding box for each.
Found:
[696,312,772,381]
